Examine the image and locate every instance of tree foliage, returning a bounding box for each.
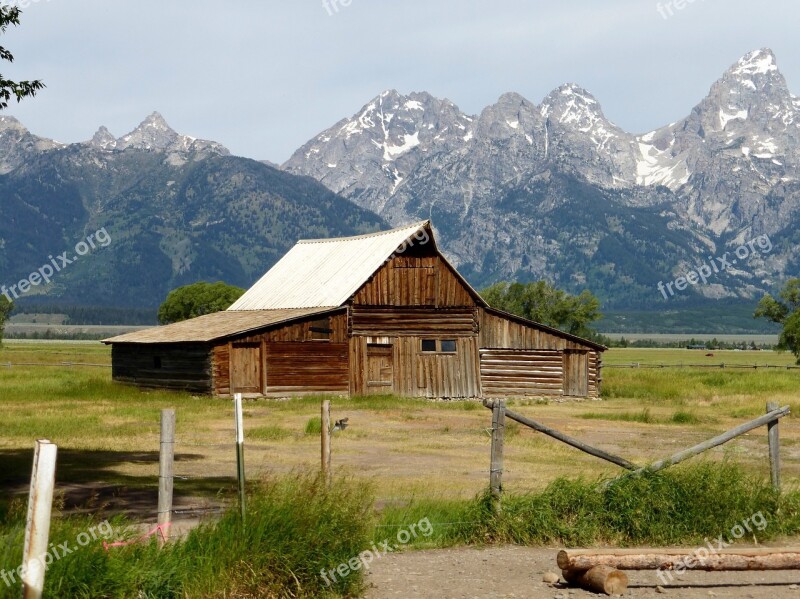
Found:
[158,281,245,325]
[0,296,13,343]
[481,280,602,339]
[755,278,800,364]
[0,6,44,110]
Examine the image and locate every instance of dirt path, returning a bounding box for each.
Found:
[362,546,800,598]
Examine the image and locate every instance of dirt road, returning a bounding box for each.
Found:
[362,545,800,598]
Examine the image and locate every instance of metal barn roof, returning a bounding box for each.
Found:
[228,221,436,310]
[103,307,341,344]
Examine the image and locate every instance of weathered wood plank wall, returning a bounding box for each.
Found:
[211,312,349,396]
[112,344,212,393]
[352,256,476,307]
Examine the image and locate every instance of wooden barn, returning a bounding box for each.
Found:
[104,221,605,399]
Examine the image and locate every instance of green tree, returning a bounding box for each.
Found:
[480,280,602,339]
[0,6,44,110]
[0,296,13,343]
[158,281,245,325]
[755,278,800,364]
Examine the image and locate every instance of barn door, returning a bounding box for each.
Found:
[230,343,263,395]
[563,350,589,397]
[366,344,394,394]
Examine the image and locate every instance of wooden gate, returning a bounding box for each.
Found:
[230,343,262,395]
[563,350,589,397]
[366,344,394,394]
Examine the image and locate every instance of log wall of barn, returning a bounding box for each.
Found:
[112,343,212,393]
[211,312,349,396]
[350,306,478,336]
[478,309,602,398]
[352,256,476,307]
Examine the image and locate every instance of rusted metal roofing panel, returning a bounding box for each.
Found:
[103,307,341,344]
[228,221,432,310]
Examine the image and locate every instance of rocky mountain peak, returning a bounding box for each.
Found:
[0,115,26,133]
[117,111,179,151]
[88,125,117,150]
[730,48,779,79]
[541,84,611,129]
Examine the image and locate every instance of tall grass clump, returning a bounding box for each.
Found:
[456,462,800,547]
[0,474,374,598]
[178,473,374,598]
[304,416,322,435]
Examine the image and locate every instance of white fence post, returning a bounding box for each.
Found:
[22,439,57,599]
[234,393,246,521]
[158,409,175,546]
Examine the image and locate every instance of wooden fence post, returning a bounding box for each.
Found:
[767,401,781,492]
[158,409,175,546]
[490,400,506,511]
[321,400,332,487]
[234,393,246,521]
[22,439,57,599]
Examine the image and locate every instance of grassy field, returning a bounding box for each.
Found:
[1,341,800,597]
[1,342,798,506]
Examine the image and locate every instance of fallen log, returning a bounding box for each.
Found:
[557,547,800,571]
[562,565,628,595]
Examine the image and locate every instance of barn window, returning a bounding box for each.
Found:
[309,318,332,340]
[153,356,162,370]
[420,339,457,353]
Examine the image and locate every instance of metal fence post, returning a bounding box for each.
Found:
[767,401,781,492]
[234,393,246,521]
[321,400,332,487]
[158,409,175,546]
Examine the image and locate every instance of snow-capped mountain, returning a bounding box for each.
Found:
[283,48,800,305]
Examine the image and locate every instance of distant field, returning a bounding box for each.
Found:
[604,347,797,366]
[603,332,780,344]
[1,342,798,521]
[4,323,148,337]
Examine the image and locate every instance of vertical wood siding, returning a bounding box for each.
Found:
[350,335,481,398]
[352,256,477,307]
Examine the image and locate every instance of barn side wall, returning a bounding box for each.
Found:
[349,307,482,398]
[211,311,350,397]
[477,309,603,399]
[112,343,212,393]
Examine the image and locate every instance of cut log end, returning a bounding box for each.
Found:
[563,565,629,596]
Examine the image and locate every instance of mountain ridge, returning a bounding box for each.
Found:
[282,48,800,308]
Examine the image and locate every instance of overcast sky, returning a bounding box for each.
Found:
[2,0,798,162]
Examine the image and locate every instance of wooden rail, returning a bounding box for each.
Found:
[483,399,638,471]
[484,400,789,503]
[628,405,789,478]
